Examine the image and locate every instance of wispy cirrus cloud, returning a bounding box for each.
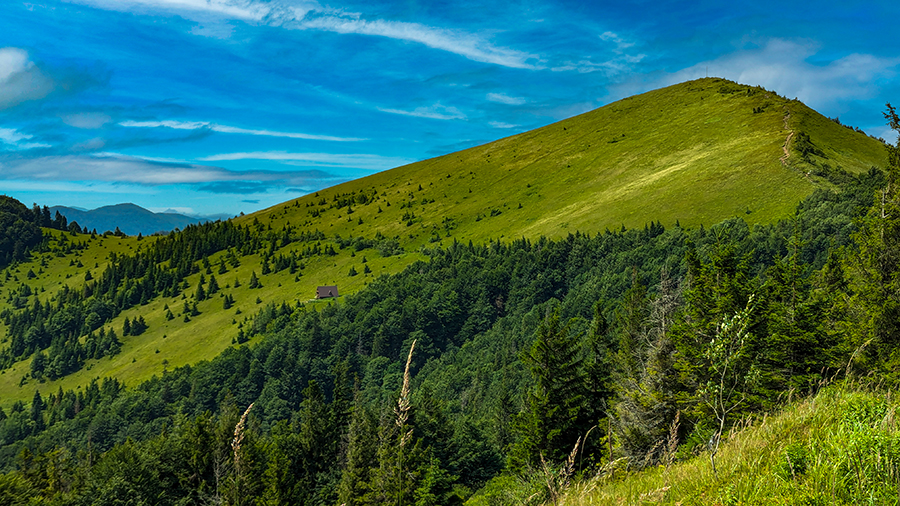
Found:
[70,0,540,69]
[296,13,539,69]
[65,0,277,22]
[377,103,466,121]
[0,127,52,150]
[119,119,365,141]
[547,31,645,74]
[486,92,526,105]
[200,151,413,169]
[0,153,340,191]
[599,31,635,53]
[2,154,236,184]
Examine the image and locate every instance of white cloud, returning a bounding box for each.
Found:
[66,0,276,22]
[0,153,364,191]
[0,127,29,144]
[0,48,30,82]
[1,155,228,184]
[199,151,413,169]
[120,119,209,130]
[63,113,112,129]
[119,119,365,141]
[0,127,51,150]
[488,121,518,129]
[71,0,539,69]
[541,31,646,75]
[660,39,900,110]
[94,152,194,164]
[377,103,466,121]
[599,31,635,52]
[551,53,646,74]
[298,14,539,69]
[0,179,156,195]
[487,93,526,105]
[0,47,54,109]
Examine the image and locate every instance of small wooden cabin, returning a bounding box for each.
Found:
[316,285,339,299]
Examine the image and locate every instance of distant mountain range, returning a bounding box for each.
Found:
[50,203,233,236]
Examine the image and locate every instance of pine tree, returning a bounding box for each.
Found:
[508,306,591,471]
[248,271,260,289]
[208,274,219,295]
[30,390,45,433]
[760,227,834,392]
[131,316,147,335]
[337,394,378,505]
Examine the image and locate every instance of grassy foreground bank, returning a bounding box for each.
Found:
[469,382,900,505]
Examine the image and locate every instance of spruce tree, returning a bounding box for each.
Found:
[760,228,834,392]
[337,395,379,505]
[508,306,590,471]
[30,390,45,433]
[208,274,219,295]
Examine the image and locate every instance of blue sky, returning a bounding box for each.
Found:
[1,0,898,217]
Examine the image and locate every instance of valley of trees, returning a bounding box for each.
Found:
[0,107,897,505]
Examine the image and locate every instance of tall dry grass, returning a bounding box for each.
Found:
[395,339,416,506]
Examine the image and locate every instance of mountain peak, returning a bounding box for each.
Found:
[51,204,209,235]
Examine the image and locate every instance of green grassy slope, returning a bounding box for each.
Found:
[530,386,900,505]
[0,78,888,406]
[239,78,886,247]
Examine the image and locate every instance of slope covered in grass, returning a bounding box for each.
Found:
[240,77,886,248]
[550,385,900,505]
[464,385,900,505]
[0,78,887,407]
